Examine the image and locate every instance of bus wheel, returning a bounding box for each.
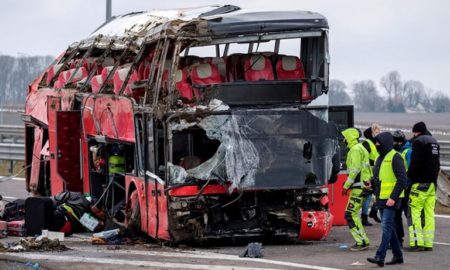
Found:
[126,190,141,231]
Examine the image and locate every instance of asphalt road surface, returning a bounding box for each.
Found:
[1,177,450,270]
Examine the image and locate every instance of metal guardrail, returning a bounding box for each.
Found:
[0,125,25,161]
[0,143,25,160]
[0,125,24,143]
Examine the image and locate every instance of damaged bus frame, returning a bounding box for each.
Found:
[23,6,344,243]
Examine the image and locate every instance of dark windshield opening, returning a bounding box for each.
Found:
[168,109,338,190]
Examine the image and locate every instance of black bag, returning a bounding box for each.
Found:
[24,197,55,236]
[54,191,91,216]
[51,208,73,235]
[3,199,26,221]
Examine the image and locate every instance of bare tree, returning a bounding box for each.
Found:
[352,80,384,112]
[329,79,353,105]
[380,71,404,112]
[430,91,450,112]
[380,71,402,99]
[403,80,425,107]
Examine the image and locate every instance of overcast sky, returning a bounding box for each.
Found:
[1,0,449,96]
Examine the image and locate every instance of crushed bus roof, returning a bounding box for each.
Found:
[80,5,327,48]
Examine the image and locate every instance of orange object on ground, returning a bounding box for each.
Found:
[328,173,350,226]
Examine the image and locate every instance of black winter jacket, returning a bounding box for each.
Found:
[407,134,440,184]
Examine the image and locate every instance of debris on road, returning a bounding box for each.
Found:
[0,237,67,252]
[239,242,264,258]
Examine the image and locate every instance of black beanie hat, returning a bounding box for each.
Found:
[363,127,373,140]
[412,121,427,133]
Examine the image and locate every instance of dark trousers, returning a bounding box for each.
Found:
[394,197,408,245]
[376,208,403,261]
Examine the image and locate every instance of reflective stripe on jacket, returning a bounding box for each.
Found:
[344,143,372,189]
[400,148,409,170]
[109,155,125,173]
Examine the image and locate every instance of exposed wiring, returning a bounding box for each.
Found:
[221,191,243,208]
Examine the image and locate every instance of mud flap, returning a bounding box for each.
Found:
[298,210,333,241]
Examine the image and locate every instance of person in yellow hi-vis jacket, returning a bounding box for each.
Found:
[341,128,372,251]
[109,145,125,174]
[367,132,407,267]
[406,122,440,252]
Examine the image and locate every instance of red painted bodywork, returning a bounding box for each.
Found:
[81,95,136,142]
[81,136,91,194]
[298,211,333,241]
[125,176,170,241]
[168,184,229,197]
[47,96,64,194]
[24,88,78,193]
[25,88,77,125]
[327,173,349,226]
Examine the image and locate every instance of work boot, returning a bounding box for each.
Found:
[361,214,373,226]
[349,243,369,251]
[404,246,424,252]
[367,257,384,267]
[385,257,404,265]
[369,208,381,223]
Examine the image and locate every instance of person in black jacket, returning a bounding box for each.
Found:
[367,132,407,267]
[406,122,440,252]
[361,126,382,225]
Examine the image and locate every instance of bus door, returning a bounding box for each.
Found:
[56,110,83,192]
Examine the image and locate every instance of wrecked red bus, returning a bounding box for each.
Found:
[23,5,342,242]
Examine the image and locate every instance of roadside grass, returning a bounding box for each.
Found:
[0,160,25,177]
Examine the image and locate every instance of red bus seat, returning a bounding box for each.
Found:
[46,64,63,85]
[275,56,312,101]
[275,56,305,79]
[174,69,195,100]
[113,66,139,95]
[243,54,274,81]
[55,67,88,88]
[91,66,113,93]
[191,63,223,85]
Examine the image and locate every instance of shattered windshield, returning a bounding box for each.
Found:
[168,108,338,191]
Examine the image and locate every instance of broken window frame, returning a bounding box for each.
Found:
[168,29,329,104]
[164,107,338,191]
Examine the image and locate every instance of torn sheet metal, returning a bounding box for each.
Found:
[169,108,338,192]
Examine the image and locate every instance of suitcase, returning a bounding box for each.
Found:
[24,197,55,236]
[3,199,26,221]
[7,220,26,237]
[0,220,7,238]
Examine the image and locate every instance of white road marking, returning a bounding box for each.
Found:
[435,242,450,246]
[70,246,344,270]
[435,214,450,219]
[4,253,284,270]
[1,196,18,200]
[0,176,25,181]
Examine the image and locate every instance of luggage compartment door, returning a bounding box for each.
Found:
[56,111,83,192]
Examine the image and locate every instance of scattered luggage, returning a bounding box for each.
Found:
[3,199,26,222]
[7,220,26,237]
[24,197,55,236]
